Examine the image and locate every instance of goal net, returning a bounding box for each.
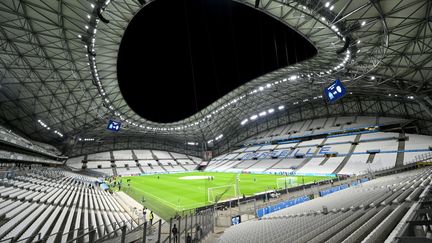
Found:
[276,177,298,189]
[208,184,237,203]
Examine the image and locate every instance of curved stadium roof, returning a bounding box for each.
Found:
[0,0,431,156]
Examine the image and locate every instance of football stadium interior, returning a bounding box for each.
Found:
[0,0,432,242]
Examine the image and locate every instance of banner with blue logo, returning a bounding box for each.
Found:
[319,184,349,197]
[256,195,310,218]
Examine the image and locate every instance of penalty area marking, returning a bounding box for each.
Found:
[179,176,214,180]
[133,187,202,209]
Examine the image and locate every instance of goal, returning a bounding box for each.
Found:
[276,177,298,189]
[208,184,237,203]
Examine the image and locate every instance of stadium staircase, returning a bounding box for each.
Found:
[278,122,291,135]
[150,151,168,173]
[130,150,145,173]
[130,149,138,161]
[298,120,309,132]
[150,151,158,161]
[136,162,145,173]
[318,157,330,166]
[176,161,188,171]
[187,155,199,165]
[111,164,118,177]
[263,158,284,172]
[167,152,188,171]
[365,153,376,164]
[293,154,316,171]
[223,160,243,172]
[295,138,328,171]
[266,141,300,172]
[108,151,118,176]
[332,134,361,174]
[209,160,239,172]
[236,159,262,170]
[157,162,168,173]
[109,151,115,162]
[304,119,314,131]
[209,161,230,171]
[112,164,118,177]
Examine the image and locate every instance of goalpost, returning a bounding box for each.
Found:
[276,177,298,189]
[208,184,237,203]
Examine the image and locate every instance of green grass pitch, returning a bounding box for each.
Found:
[116,172,333,219]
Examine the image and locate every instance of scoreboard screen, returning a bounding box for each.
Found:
[324,79,346,103]
[107,120,121,132]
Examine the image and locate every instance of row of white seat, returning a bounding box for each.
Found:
[0,169,138,242]
[207,132,432,175]
[68,150,201,164]
[71,159,198,176]
[214,132,432,161]
[244,116,405,144]
[0,125,61,158]
[266,168,431,217]
[219,168,432,243]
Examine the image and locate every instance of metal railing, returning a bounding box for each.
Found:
[410,151,432,164]
[85,208,215,243]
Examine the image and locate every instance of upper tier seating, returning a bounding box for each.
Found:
[67,150,199,176]
[152,150,171,159]
[67,156,84,169]
[245,116,407,144]
[403,134,432,164]
[325,134,357,144]
[134,150,153,159]
[87,152,111,161]
[0,125,62,159]
[0,150,60,165]
[113,150,133,160]
[206,132,432,175]
[170,152,188,159]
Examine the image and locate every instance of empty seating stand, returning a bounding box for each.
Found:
[68,149,199,175]
[219,167,432,243]
[0,168,139,242]
[206,131,432,175]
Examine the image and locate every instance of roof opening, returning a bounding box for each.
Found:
[117,0,317,123]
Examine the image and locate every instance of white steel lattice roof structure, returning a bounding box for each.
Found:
[0,0,431,156]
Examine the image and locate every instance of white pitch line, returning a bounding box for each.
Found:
[134,188,205,210]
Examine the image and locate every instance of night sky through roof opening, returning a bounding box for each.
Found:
[117,0,317,123]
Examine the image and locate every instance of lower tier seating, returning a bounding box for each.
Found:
[219,167,432,243]
[0,168,138,242]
